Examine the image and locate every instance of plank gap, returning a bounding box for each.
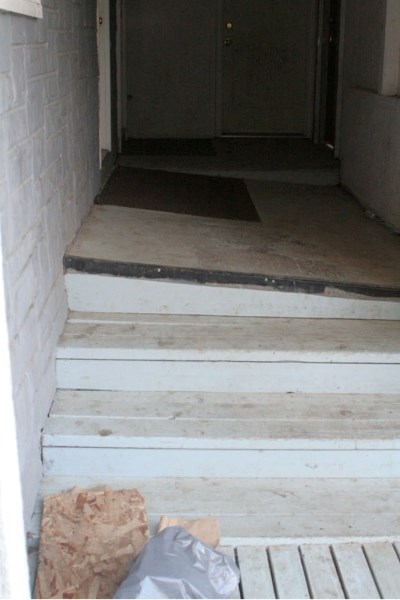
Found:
[329,545,349,600]
[298,545,314,599]
[361,544,384,599]
[234,547,245,600]
[393,542,400,563]
[267,546,279,599]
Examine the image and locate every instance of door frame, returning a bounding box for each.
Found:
[119,0,127,145]
[305,0,319,138]
[314,0,345,153]
[215,0,224,137]
[116,0,123,152]
[97,0,112,161]
[334,0,346,157]
[313,0,329,144]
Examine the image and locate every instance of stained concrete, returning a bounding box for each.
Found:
[67,180,400,297]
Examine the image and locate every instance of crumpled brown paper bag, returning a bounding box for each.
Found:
[158,516,220,548]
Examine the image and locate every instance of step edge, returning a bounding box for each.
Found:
[41,434,400,450]
[55,349,400,363]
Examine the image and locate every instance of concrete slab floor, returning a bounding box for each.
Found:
[68,180,400,297]
[118,137,340,185]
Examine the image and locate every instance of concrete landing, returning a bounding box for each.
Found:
[67,181,400,297]
[119,137,340,185]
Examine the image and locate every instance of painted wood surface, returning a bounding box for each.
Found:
[51,390,400,420]
[65,273,400,320]
[57,359,400,394]
[332,543,380,598]
[236,545,275,599]
[42,446,400,479]
[300,544,344,599]
[44,416,400,450]
[45,390,400,450]
[58,312,400,363]
[363,542,400,598]
[269,545,310,598]
[36,476,400,541]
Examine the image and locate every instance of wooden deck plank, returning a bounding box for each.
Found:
[42,445,400,479]
[332,543,380,599]
[236,546,275,599]
[300,544,344,599]
[363,542,400,599]
[52,390,400,421]
[219,547,241,599]
[268,545,310,599]
[43,414,400,450]
[57,312,400,364]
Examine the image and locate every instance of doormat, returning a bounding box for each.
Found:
[97,167,261,222]
[35,486,149,599]
[121,138,216,156]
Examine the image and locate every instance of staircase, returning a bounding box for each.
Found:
[41,269,400,542]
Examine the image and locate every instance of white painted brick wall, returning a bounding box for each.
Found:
[0,0,100,525]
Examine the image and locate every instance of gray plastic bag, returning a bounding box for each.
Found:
[114,526,240,599]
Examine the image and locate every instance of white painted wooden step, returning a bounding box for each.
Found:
[35,476,400,542]
[42,391,400,478]
[58,313,400,362]
[65,273,400,320]
[45,390,400,451]
[43,446,400,478]
[56,312,400,394]
[57,359,400,394]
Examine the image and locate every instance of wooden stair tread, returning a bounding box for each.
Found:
[57,312,400,363]
[43,390,400,450]
[35,476,400,540]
